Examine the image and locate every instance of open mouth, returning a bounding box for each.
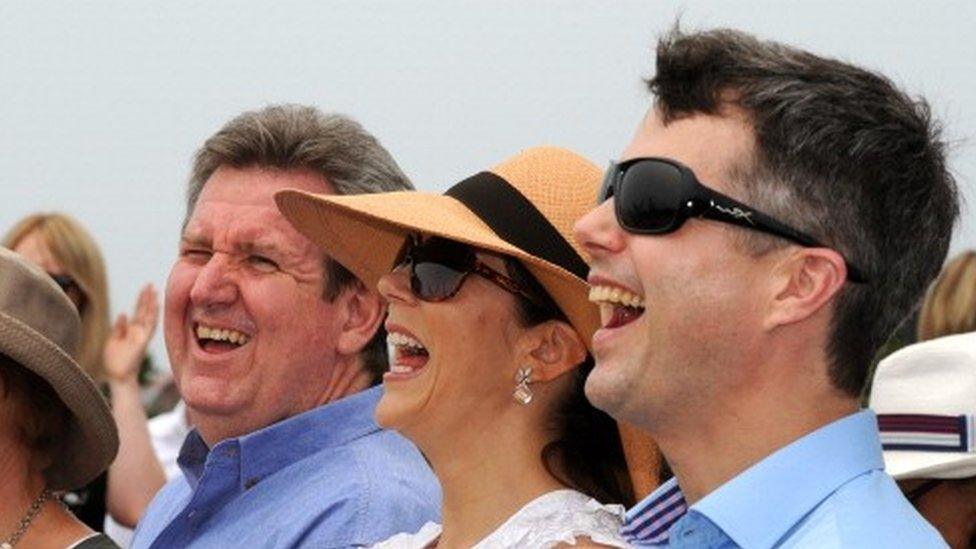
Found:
[588,285,646,329]
[386,330,429,377]
[194,323,251,353]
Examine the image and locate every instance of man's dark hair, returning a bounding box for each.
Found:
[187,104,414,383]
[648,28,959,396]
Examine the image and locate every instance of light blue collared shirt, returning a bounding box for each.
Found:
[131,386,441,549]
[622,410,946,548]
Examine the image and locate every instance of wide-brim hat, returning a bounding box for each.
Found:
[276,145,663,500]
[870,331,976,480]
[276,146,602,349]
[0,247,119,490]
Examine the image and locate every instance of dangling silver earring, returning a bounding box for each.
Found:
[513,367,533,405]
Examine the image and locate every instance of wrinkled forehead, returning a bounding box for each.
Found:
[183,165,334,231]
[183,192,323,263]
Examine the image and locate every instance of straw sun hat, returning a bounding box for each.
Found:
[0,247,118,490]
[276,145,663,500]
[276,146,603,349]
[870,331,976,480]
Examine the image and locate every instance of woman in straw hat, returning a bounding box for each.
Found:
[0,247,119,548]
[3,213,164,538]
[277,147,657,548]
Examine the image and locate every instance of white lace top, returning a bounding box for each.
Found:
[371,489,628,548]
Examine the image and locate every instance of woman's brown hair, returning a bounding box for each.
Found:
[0,355,72,475]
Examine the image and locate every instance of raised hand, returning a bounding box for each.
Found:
[104,283,159,383]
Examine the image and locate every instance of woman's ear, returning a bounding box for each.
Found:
[522,320,587,383]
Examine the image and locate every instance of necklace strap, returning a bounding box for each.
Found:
[1,488,52,548]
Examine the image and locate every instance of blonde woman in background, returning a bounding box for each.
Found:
[4,213,111,380]
[917,250,976,341]
[3,212,164,533]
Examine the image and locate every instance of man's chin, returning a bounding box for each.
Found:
[583,366,629,417]
[180,380,244,418]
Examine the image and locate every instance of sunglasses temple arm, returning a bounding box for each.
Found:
[698,200,815,243]
[741,209,868,281]
[472,263,551,309]
[700,198,867,283]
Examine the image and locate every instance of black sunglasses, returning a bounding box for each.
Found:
[393,235,546,306]
[599,157,867,283]
[48,272,87,311]
[48,273,78,292]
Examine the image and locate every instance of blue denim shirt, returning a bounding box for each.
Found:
[131,386,441,548]
[622,410,946,548]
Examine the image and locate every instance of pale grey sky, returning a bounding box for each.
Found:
[2,1,974,370]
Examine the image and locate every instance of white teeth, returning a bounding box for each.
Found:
[588,285,645,309]
[386,332,426,350]
[195,324,249,346]
[389,364,414,374]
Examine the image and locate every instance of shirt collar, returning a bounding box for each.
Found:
[177,428,210,490]
[621,478,687,543]
[622,409,885,547]
[177,385,383,492]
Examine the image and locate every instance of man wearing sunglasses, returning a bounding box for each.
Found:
[574,27,959,547]
[131,105,439,548]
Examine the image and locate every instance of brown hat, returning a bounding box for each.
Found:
[276,146,602,348]
[0,247,118,490]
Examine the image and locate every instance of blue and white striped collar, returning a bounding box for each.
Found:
[621,478,686,544]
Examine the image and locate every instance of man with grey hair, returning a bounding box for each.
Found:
[575,28,958,547]
[132,104,440,548]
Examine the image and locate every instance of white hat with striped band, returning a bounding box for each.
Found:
[869,330,976,480]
